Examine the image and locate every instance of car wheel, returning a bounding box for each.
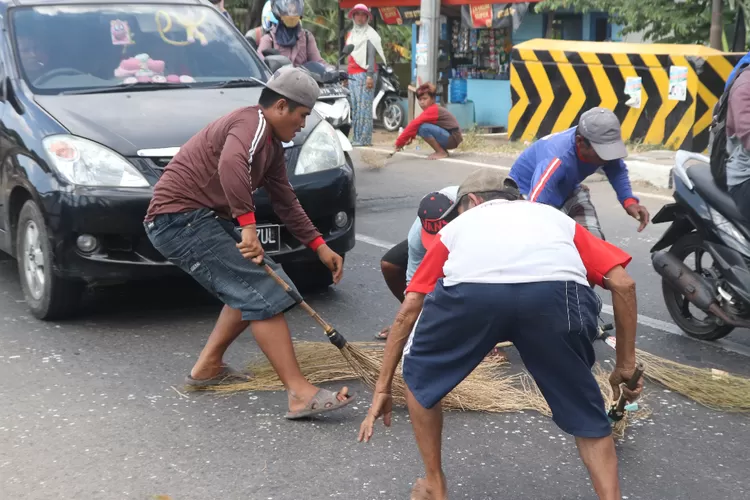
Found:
[16,200,84,320]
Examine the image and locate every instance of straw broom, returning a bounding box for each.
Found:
[186,217,385,393]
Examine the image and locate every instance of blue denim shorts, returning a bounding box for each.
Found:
[144,208,297,321]
[417,123,452,149]
[402,280,611,438]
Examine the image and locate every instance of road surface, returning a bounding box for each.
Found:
[1,149,749,500]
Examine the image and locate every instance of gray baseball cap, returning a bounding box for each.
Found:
[578,107,628,161]
[263,66,319,109]
[438,169,520,221]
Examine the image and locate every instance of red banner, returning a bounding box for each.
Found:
[468,4,494,28]
[378,7,404,24]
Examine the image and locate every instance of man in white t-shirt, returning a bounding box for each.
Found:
[358,169,643,500]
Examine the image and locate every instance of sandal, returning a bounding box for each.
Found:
[184,364,253,388]
[375,326,390,340]
[285,388,355,420]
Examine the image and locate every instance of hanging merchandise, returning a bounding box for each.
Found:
[449,18,512,81]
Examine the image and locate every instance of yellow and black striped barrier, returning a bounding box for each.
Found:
[509,39,744,152]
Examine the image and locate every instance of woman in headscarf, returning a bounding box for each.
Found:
[346,4,387,147]
[256,0,326,67]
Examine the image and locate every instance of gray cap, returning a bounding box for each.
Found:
[577,107,628,161]
[439,169,520,221]
[264,66,319,109]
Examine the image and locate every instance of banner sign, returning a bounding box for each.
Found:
[375,6,421,24]
[461,3,530,30]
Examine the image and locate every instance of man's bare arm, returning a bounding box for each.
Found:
[375,292,425,392]
[603,265,637,369]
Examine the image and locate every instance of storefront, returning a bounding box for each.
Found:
[338,0,620,131]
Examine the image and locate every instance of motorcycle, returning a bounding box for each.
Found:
[257,46,354,155]
[650,150,750,341]
[372,64,404,132]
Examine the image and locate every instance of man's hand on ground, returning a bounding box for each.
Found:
[358,390,393,443]
[237,225,264,265]
[625,203,650,232]
[317,244,344,284]
[608,365,644,403]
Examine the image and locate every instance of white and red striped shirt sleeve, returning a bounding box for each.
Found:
[405,234,450,294]
[573,224,633,287]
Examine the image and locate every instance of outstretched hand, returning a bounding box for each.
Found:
[358,390,393,443]
[625,203,650,232]
[608,365,644,403]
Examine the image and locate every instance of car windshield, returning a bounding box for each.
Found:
[10,4,267,94]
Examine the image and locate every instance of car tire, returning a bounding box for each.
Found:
[16,200,84,320]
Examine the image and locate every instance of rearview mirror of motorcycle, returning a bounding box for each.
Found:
[343,44,355,56]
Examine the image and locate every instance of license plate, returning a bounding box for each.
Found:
[257,224,281,253]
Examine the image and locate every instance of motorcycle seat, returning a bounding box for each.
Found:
[687,164,750,225]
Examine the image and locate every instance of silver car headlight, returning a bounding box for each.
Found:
[295,120,346,175]
[42,135,149,187]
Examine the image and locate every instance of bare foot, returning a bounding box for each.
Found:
[288,385,350,413]
[190,359,225,380]
[427,151,448,160]
[411,477,447,500]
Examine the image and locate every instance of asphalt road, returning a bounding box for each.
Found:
[1,149,749,500]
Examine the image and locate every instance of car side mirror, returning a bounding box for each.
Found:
[262,48,281,57]
[265,55,293,73]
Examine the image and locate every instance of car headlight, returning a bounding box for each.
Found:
[42,135,149,187]
[295,120,346,175]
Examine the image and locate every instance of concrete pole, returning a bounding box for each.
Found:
[416,0,439,86]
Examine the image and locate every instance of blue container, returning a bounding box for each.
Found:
[450,78,467,104]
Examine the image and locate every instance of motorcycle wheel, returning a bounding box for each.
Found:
[382,98,403,132]
[661,233,735,341]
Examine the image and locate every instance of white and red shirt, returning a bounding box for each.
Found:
[405,199,632,295]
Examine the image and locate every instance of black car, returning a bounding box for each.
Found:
[0,0,356,320]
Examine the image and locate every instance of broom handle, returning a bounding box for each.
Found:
[615,362,645,413]
[216,216,347,349]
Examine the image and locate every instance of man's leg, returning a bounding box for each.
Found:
[576,436,620,500]
[512,280,619,499]
[561,186,605,240]
[402,282,515,498]
[406,389,447,500]
[251,313,348,412]
[417,124,450,160]
[377,239,410,339]
[191,305,249,379]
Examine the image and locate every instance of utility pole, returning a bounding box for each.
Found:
[416,0,439,86]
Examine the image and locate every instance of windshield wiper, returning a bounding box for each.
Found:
[61,81,192,95]
[209,78,265,89]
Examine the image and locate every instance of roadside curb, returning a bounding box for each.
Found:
[358,146,674,190]
[625,160,673,190]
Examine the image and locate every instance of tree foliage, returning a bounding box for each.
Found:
[537,0,747,46]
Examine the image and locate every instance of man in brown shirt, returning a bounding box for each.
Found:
[144,67,353,419]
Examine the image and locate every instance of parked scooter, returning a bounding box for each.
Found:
[650,150,750,340]
[372,64,403,132]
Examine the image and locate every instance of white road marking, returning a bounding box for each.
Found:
[633,191,674,202]
[355,234,394,250]
[355,233,750,357]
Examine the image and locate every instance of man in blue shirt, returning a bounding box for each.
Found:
[509,107,650,240]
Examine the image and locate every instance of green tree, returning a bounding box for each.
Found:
[537,0,748,48]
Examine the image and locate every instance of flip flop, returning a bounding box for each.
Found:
[374,326,390,340]
[285,388,355,420]
[184,364,253,388]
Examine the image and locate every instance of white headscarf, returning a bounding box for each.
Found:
[348,23,386,70]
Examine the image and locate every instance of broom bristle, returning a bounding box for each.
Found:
[636,349,750,412]
[187,341,644,438]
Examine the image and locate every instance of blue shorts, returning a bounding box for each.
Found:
[144,208,297,321]
[402,280,611,438]
[417,123,452,149]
